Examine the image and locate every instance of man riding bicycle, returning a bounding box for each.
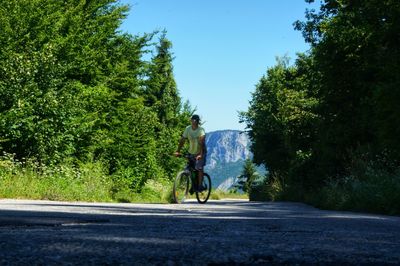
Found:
[174,114,207,192]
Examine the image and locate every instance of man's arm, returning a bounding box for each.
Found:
[175,136,186,155]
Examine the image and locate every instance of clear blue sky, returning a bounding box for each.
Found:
[119,0,320,132]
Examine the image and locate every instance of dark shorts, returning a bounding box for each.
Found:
[189,154,207,171]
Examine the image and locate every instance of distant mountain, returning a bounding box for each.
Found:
[204,130,266,191]
[206,130,251,168]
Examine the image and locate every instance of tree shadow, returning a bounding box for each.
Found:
[0,200,399,264]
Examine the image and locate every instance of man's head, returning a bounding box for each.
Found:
[191,114,200,124]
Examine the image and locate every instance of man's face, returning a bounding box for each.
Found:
[191,118,198,126]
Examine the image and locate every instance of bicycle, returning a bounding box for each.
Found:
[173,154,212,204]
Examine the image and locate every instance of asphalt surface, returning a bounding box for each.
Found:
[0,198,399,265]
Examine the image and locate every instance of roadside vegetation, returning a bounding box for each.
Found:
[242,0,400,215]
[0,153,175,203]
[0,152,246,203]
[2,0,398,214]
[0,0,189,203]
[0,0,249,204]
[210,189,248,200]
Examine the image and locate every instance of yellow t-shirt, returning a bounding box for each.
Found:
[183,125,206,155]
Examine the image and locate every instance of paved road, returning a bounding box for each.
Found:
[0,199,399,265]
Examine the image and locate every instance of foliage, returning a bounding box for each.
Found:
[314,155,400,215]
[295,0,400,176]
[242,0,400,215]
[240,54,319,189]
[0,154,113,202]
[248,174,272,201]
[210,189,249,200]
[0,153,177,203]
[0,0,192,199]
[235,159,259,193]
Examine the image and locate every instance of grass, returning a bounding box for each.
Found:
[312,169,400,215]
[0,159,114,202]
[0,156,248,204]
[253,163,400,216]
[210,189,248,200]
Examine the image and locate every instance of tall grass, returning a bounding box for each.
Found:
[245,149,400,216]
[0,155,111,202]
[313,168,400,215]
[0,153,174,203]
[0,154,248,204]
[210,189,248,200]
[248,173,284,202]
[306,151,400,215]
[252,156,400,216]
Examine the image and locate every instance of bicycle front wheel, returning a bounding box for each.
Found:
[173,171,190,203]
[196,173,211,204]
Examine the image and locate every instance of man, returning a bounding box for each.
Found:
[174,114,207,192]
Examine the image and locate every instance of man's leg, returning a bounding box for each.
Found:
[197,169,204,191]
[196,155,206,191]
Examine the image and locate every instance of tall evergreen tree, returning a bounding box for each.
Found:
[145,32,181,126]
[141,32,188,179]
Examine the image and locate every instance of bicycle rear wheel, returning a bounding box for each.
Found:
[196,173,211,204]
[173,171,190,203]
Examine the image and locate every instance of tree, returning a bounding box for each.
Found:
[144,31,181,126]
[240,55,318,184]
[0,0,189,192]
[295,0,400,174]
[235,159,258,193]
[143,31,190,180]
[242,0,400,203]
[0,0,135,163]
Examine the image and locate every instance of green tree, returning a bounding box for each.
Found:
[240,55,318,183]
[144,32,181,126]
[243,0,400,205]
[295,0,400,175]
[0,0,133,163]
[144,32,189,180]
[235,159,258,193]
[0,0,189,194]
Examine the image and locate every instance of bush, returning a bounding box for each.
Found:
[0,155,113,202]
[249,174,275,201]
[0,154,174,203]
[311,167,400,215]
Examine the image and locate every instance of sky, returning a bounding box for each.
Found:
[119,0,321,132]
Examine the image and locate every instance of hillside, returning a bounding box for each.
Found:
[205,130,266,190]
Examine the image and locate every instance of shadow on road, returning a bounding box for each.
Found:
[0,199,399,264]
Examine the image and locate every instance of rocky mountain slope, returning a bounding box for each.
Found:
[205,130,265,190]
